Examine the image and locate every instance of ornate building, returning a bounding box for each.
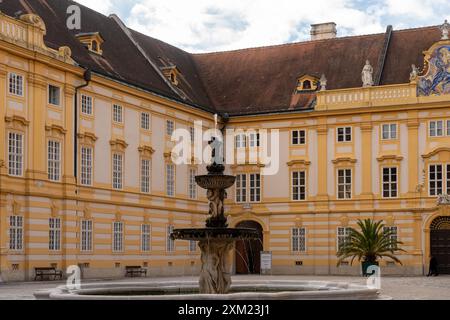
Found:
[0,0,450,281]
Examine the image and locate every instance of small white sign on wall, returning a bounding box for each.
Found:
[261,251,272,274]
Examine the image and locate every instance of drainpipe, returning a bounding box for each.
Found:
[74,69,91,183]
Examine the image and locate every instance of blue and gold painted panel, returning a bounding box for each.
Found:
[418,45,450,96]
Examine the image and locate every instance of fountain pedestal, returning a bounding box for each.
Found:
[199,239,234,294]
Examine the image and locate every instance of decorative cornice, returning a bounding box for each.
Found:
[422,147,450,159]
[45,124,67,136]
[138,146,155,157]
[287,159,312,167]
[377,155,404,162]
[77,132,98,145]
[332,157,357,164]
[230,163,266,169]
[110,139,129,151]
[5,115,30,127]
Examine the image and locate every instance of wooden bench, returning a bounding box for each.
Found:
[125,266,147,277]
[34,267,63,281]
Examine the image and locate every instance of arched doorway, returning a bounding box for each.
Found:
[430,216,450,274]
[235,221,264,275]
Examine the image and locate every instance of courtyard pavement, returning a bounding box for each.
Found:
[0,275,449,300]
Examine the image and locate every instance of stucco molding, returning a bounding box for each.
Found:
[5,115,30,129]
[77,132,98,146]
[110,139,129,152]
[422,147,450,159]
[138,146,155,158]
[332,157,357,165]
[45,124,67,137]
[287,159,311,167]
[376,155,404,162]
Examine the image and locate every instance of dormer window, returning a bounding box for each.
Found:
[75,32,104,55]
[295,75,319,92]
[160,65,180,86]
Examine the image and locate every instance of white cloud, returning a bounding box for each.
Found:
[72,0,450,53]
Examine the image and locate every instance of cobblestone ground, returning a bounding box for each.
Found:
[0,275,449,300]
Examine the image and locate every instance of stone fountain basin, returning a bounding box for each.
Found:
[171,228,260,241]
[195,175,236,190]
[34,280,386,300]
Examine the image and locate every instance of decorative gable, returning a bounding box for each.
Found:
[160,65,180,85]
[75,32,104,55]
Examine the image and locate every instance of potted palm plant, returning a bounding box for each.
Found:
[337,219,405,276]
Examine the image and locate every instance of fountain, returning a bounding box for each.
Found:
[170,148,260,294]
[34,115,386,300]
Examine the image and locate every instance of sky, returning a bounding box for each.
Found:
[75,0,450,53]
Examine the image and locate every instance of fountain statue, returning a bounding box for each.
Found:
[170,115,260,294]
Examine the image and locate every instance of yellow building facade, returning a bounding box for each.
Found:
[0,8,450,281]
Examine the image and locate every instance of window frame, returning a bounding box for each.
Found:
[48,84,61,106]
[337,227,351,252]
[381,123,398,140]
[49,217,61,251]
[248,132,260,148]
[166,120,175,137]
[292,171,307,201]
[235,133,247,149]
[112,104,123,124]
[292,227,306,253]
[81,94,93,116]
[337,127,352,143]
[81,219,93,252]
[141,224,151,253]
[188,168,197,200]
[429,120,444,137]
[249,173,261,203]
[429,164,444,196]
[291,130,306,146]
[382,166,398,198]
[166,163,175,197]
[141,158,151,194]
[9,215,23,251]
[8,131,24,177]
[141,112,151,131]
[47,140,62,182]
[166,225,175,253]
[8,72,24,97]
[235,174,247,203]
[337,168,352,200]
[112,221,124,253]
[80,146,93,186]
[112,153,124,190]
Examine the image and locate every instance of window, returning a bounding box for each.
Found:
[235,134,247,148]
[447,120,450,136]
[189,240,197,252]
[249,174,261,202]
[292,130,306,145]
[112,153,123,190]
[81,95,93,115]
[382,167,398,198]
[49,218,61,251]
[190,127,195,144]
[8,132,23,177]
[337,127,352,142]
[141,224,151,252]
[92,40,98,52]
[447,165,450,195]
[429,164,443,196]
[113,222,124,252]
[383,226,398,250]
[166,120,174,136]
[81,220,93,252]
[249,133,260,147]
[113,104,123,123]
[167,225,175,252]
[337,227,351,251]
[48,85,60,106]
[292,171,306,201]
[80,147,93,186]
[141,159,151,194]
[141,112,150,130]
[303,80,312,90]
[337,169,352,199]
[235,174,247,203]
[189,169,197,199]
[9,216,23,251]
[292,228,306,252]
[382,124,397,140]
[430,120,444,137]
[48,140,61,181]
[9,73,23,96]
[166,164,175,196]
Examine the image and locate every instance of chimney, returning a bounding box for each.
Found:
[310,22,337,41]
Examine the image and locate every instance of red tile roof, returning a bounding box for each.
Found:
[0,0,442,116]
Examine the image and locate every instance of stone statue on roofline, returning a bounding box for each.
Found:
[362,60,374,87]
[320,74,327,91]
[441,20,449,40]
[410,64,419,82]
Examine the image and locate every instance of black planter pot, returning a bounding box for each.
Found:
[362,261,379,277]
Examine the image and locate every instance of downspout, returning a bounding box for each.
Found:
[74,69,91,184]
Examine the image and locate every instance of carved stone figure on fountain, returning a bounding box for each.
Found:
[206,188,228,228]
